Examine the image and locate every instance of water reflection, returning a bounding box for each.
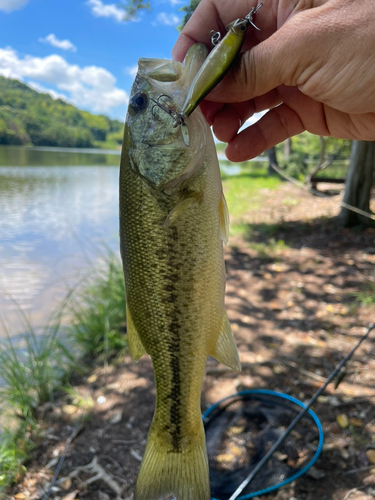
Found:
[0,146,269,338]
[0,146,121,337]
[0,145,120,167]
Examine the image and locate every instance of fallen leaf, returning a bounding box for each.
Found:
[349,418,363,427]
[337,414,349,429]
[87,374,97,384]
[62,405,78,415]
[366,449,375,464]
[228,426,244,435]
[22,477,37,488]
[14,494,26,500]
[273,365,283,374]
[323,284,337,294]
[60,477,72,490]
[61,490,79,500]
[306,466,326,479]
[110,410,123,424]
[363,474,375,485]
[229,444,242,456]
[130,449,142,462]
[217,454,233,463]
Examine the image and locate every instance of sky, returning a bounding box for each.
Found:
[0,0,184,120]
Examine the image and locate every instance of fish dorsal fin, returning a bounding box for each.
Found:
[219,191,229,245]
[126,303,147,361]
[209,313,241,371]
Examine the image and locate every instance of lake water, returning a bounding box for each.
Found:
[1,145,265,339]
[0,146,122,338]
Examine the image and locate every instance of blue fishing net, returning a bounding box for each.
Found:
[203,389,324,500]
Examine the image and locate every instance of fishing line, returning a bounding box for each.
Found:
[228,322,375,500]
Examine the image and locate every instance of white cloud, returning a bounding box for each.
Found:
[0,47,128,114]
[87,0,125,22]
[154,12,180,26]
[125,65,138,78]
[0,0,28,13]
[163,0,182,5]
[39,34,77,52]
[27,81,69,102]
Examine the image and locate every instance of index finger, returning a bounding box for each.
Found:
[172,0,277,62]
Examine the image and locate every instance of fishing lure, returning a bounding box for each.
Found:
[174,2,263,126]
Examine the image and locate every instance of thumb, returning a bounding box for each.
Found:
[208,7,327,103]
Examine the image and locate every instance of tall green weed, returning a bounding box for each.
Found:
[68,248,127,360]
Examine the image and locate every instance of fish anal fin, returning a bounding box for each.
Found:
[209,313,241,371]
[126,303,147,361]
[135,420,210,500]
[219,191,229,245]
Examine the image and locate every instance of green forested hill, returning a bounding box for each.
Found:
[0,76,124,148]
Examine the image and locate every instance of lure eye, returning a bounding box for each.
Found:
[129,92,148,116]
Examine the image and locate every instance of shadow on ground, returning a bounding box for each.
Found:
[9,218,375,500]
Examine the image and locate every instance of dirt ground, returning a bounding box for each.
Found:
[7,182,375,500]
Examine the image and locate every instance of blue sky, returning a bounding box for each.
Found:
[0,0,183,120]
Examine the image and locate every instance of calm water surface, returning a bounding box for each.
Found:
[0,146,122,337]
[0,145,267,338]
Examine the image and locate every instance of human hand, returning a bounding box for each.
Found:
[172,0,375,161]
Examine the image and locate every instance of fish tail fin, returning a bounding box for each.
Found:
[135,419,210,500]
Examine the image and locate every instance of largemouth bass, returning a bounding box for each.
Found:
[119,43,241,500]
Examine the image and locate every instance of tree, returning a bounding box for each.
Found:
[267,147,278,176]
[339,141,374,227]
[119,0,150,21]
[179,0,201,30]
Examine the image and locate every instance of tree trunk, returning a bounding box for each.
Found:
[284,138,292,160]
[339,140,374,227]
[267,147,278,175]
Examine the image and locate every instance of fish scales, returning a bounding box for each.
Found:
[119,44,240,500]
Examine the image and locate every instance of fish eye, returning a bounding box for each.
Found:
[129,92,148,116]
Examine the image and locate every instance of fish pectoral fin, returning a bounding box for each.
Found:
[219,190,229,246]
[163,191,203,227]
[209,313,241,371]
[126,303,147,361]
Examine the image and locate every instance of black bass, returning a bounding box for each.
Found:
[119,43,240,500]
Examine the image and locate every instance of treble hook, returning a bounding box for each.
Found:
[150,95,175,121]
[150,94,190,145]
[245,2,263,31]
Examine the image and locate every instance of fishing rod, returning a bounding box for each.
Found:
[229,322,375,500]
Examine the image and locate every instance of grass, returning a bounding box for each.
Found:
[223,166,281,219]
[351,276,375,307]
[0,248,127,491]
[221,164,281,238]
[0,427,29,489]
[0,297,75,426]
[68,248,127,361]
